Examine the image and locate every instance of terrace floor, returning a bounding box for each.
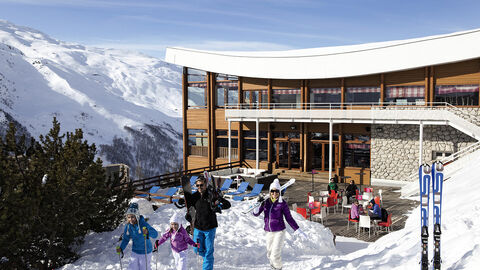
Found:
[277,178,419,242]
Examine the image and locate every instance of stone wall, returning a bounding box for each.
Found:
[371,111,478,181]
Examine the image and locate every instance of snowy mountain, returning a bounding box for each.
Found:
[0,20,183,178]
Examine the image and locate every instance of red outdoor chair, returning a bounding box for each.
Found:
[377,213,393,234]
[347,208,359,232]
[322,197,336,214]
[296,207,309,219]
[311,201,322,215]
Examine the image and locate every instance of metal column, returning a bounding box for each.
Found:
[419,121,423,166]
[228,120,231,163]
[329,120,333,180]
[256,118,259,170]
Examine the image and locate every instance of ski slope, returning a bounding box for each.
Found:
[61,152,480,270]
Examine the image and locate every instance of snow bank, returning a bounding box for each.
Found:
[61,150,480,269]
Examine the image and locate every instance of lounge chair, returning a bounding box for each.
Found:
[224,181,249,199]
[134,186,161,199]
[151,187,180,203]
[219,178,233,192]
[233,183,264,201]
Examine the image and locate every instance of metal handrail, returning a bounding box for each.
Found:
[404,140,480,182]
[224,102,454,110]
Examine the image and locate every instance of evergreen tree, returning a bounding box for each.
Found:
[0,118,133,269]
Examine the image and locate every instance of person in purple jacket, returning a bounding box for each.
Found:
[253,179,307,270]
[154,213,199,270]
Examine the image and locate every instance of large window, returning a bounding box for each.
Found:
[244,90,267,108]
[243,130,268,161]
[310,88,341,107]
[343,134,370,168]
[385,85,425,105]
[216,130,238,159]
[434,85,479,106]
[188,129,208,157]
[187,68,207,108]
[272,89,301,108]
[215,74,238,107]
[345,87,381,105]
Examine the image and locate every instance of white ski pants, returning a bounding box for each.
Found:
[266,230,286,270]
[128,252,152,270]
[172,249,188,270]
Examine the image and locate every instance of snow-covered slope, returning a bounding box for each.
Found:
[0,20,183,177]
[61,151,480,269]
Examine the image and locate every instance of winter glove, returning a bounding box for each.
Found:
[178,198,185,205]
[153,240,160,251]
[116,246,124,258]
[142,226,148,236]
[257,195,266,204]
[293,229,307,240]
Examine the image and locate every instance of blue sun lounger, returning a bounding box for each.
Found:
[233,183,264,201]
[224,181,249,199]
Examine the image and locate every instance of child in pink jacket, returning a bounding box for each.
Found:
[154,213,198,270]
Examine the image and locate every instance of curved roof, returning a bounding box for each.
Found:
[165,29,480,79]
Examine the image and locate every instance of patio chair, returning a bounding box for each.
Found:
[347,208,359,232]
[296,207,308,219]
[219,178,233,192]
[341,195,352,214]
[134,186,161,199]
[377,213,393,234]
[321,197,336,214]
[359,215,373,238]
[224,181,249,199]
[233,183,264,201]
[312,203,327,225]
[151,187,180,203]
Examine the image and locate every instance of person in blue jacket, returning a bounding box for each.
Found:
[116,203,158,270]
[368,200,382,221]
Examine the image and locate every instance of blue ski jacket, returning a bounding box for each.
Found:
[120,215,158,254]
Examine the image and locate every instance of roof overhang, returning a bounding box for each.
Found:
[165,29,480,79]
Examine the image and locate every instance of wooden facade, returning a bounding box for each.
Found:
[182,59,480,185]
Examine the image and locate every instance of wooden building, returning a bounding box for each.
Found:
[165,29,480,185]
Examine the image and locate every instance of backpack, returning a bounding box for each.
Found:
[381,208,388,222]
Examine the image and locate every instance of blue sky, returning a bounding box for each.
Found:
[1,0,479,59]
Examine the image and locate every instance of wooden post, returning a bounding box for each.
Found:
[380,74,384,106]
[182,67,188,171]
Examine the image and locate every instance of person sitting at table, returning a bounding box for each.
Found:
[350,199,363,221]
[368,200,382,220]
[327,178,338,195]
[345,180,358,203]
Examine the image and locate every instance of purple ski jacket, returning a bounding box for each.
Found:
[157,226,196,253]
[253,198,299,232]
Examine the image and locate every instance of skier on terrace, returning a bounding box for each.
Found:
[252,179,306,270]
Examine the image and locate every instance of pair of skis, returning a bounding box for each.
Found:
[242,178,296,214]
[419,161,444,270]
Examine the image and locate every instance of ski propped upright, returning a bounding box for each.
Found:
[242,178,296,214]
[432,161,444,270]
[419,163,431,270]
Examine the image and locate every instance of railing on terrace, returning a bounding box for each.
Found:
[225,101,462,110]
[123,160,248,191]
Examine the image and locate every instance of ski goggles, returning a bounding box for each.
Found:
[270,189,280,194]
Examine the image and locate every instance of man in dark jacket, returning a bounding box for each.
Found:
[345,180,358,203]
[186,176,231,270]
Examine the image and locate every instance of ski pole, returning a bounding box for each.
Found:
[143,227,148,270]
[116,246,123,270]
